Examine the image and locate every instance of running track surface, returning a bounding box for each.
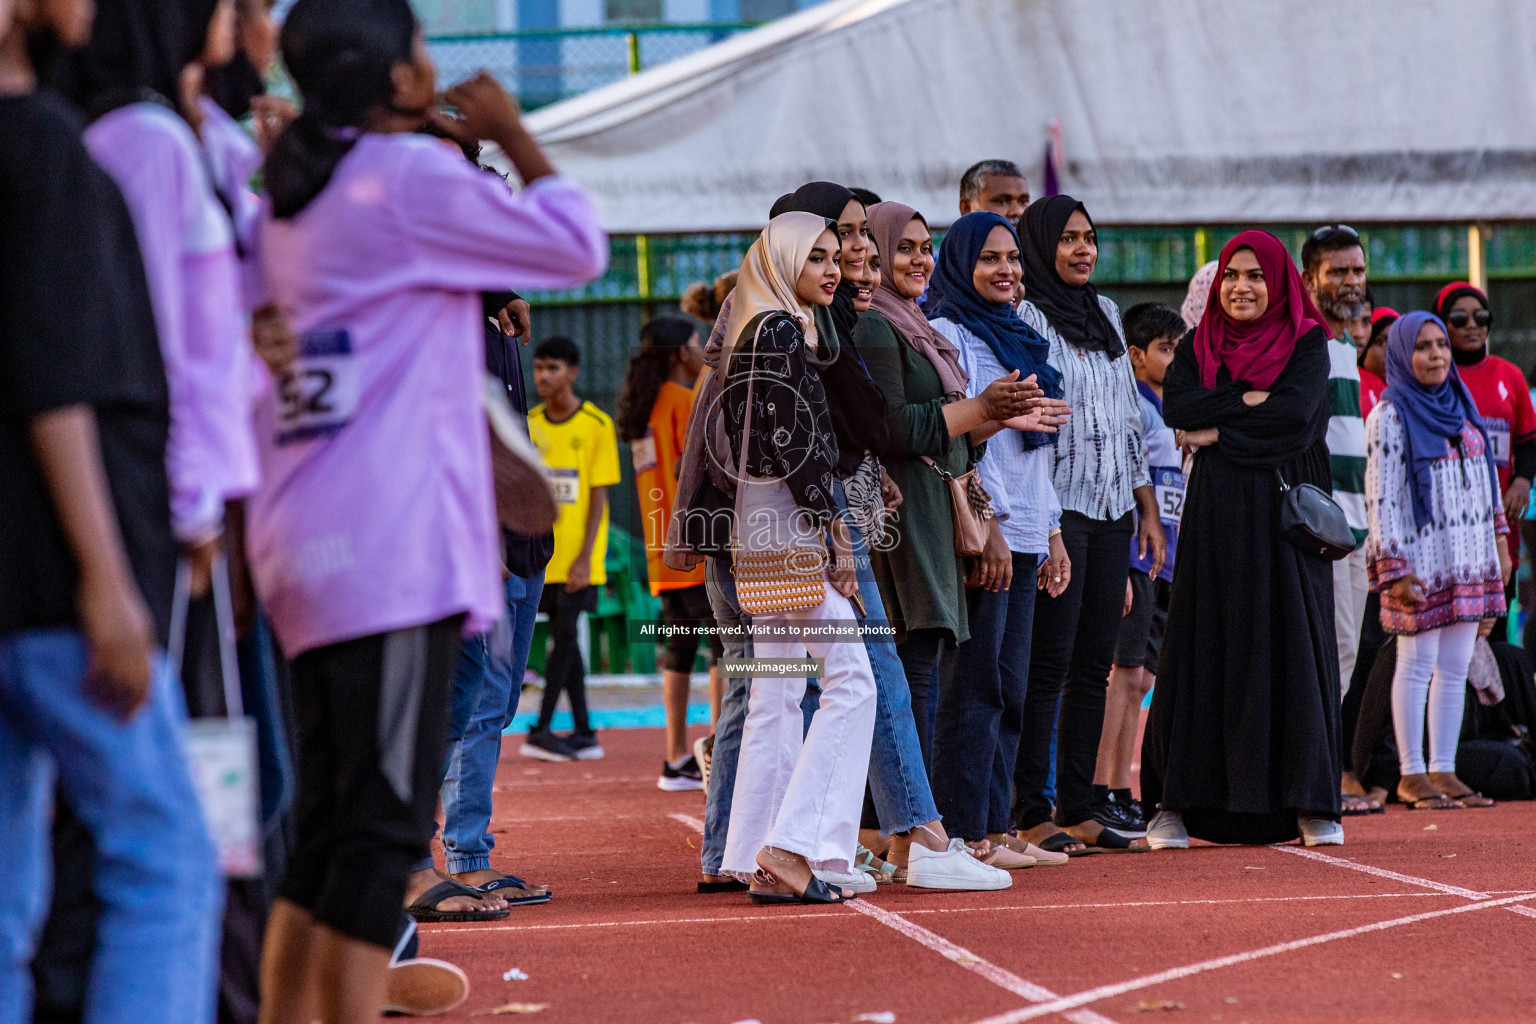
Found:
[416,727,1536,1024]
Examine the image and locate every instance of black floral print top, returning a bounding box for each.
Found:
[722,311,841,525]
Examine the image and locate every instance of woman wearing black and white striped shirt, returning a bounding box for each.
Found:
[1011,196,1165,855]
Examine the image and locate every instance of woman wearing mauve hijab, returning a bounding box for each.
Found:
[1141,230,1343,849]
[1012,195,1160,855]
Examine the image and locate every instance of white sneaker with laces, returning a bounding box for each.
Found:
[813,868,877,894]
[1299,815,1344,847]
[905,838,1012,891]
[1146,810,1190,850]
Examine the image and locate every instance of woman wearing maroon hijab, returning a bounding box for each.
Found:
[1140,231,1345,849]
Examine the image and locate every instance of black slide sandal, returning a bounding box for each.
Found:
[1035,830,1094,857]
[1080,827,1148,854]
[698,880,749,894]
[747,876,856,905]
[406,880,511,923]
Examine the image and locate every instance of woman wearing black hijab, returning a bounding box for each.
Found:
[1011,195,1162,855]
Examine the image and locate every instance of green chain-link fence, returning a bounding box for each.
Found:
[427,22,760,110]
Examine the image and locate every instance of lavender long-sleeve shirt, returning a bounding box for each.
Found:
[249,135,606,656]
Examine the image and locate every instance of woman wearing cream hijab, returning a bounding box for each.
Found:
[717,212,877,904]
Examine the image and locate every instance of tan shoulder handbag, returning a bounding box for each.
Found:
[919,456,994,558]
[729,315,829,616]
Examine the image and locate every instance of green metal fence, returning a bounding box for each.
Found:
[525,223,1536,306]
[427,22,761,110]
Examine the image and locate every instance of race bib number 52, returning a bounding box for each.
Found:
[276,328,361,446]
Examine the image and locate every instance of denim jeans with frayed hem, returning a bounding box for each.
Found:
[441,571,545,874]
[413,571,544,876]
[0,629,222,1024]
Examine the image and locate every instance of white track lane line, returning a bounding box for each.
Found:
[664,812,1121,1024]
[966,892,1536,1024]
[667,812,706,833]
[845,898,1120,1024]
[1272,843,1536,920]
[424,891,1486,935]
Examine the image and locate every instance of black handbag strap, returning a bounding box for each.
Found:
[1274,467,1291,493]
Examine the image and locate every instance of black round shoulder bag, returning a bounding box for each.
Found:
[1276,468,1356,560]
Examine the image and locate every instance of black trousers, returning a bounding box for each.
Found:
[536,585,596,733]
[279,617,463,949]
[1014,511,1133,829]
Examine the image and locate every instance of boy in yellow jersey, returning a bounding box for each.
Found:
[524,337,621,761]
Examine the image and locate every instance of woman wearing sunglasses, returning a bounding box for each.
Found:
[1434,283,1536,557]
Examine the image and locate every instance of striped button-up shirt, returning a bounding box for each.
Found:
[1018,296,1150,521]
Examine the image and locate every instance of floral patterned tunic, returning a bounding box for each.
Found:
[1364,398,1508,635]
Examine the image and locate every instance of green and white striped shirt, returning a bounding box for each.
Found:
[1326,335,1368,547]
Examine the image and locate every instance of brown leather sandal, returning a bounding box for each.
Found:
[1397,773,1462,810]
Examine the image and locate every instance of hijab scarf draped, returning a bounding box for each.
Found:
[1192,230,1326,391]
[1382,310,1499,531]
[1019,194,1121,356]
[722,211,829,360]
[928,211,1063,402]
[864,202,969,401]
[771,181,860,350]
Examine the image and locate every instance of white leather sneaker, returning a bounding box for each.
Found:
[813,867,877,894]
[1299,815,1344,847]
[1146,810,1190,850]
[905,838,1012,891]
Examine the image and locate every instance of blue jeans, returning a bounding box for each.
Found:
[701,558,750,877]
[441,571,545,873]
[933,552,1039,839]
[0,629,222,1024]
[844,493,941,836]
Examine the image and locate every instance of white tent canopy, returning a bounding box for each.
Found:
[522,0,1536,235]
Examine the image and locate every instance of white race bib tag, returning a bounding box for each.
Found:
[630,435,658,474]
[1152,466,1186,523]
[276,328,360,446]
[547,467,580,505]
[1489,428,1511,467]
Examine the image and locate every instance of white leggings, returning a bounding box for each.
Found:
[1391,621,1479,776]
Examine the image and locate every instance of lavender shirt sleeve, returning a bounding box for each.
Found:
[396,145,608,293]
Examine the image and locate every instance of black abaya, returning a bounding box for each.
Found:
[1141,325,1342,844]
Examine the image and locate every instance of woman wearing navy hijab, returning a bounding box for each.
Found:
[1365,311,1509,810]
[927,212,1074,867]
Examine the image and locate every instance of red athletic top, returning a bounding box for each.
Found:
[1460,354,1535,564]
[1460,354,1536,489]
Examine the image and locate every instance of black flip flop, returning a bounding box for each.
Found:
[476,873,552,905]
[748,876,856,905]
[1034,830,1094,857]
[698,879,749,894]
[406,880,511,923]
